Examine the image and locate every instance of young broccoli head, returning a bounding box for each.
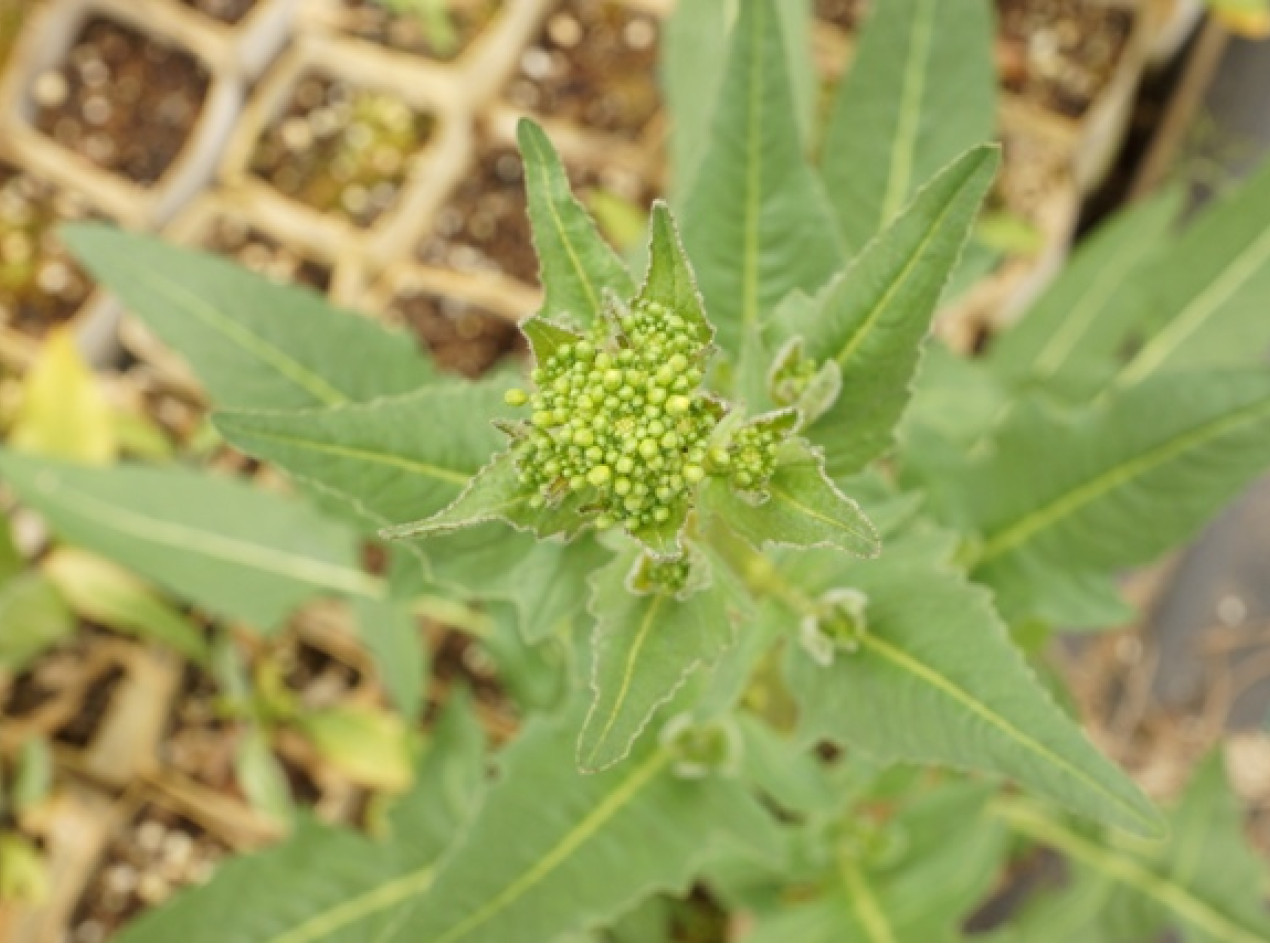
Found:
[504,299,721,537]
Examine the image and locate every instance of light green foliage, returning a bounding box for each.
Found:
[820,0,996,255]
[579,545,734,771]
[389,707,778,943]
[785,531,1160,836]
[1001,753,1270,943]
[680,0,842,357]
[518,119,635,325]
[784,146,999,478]
[34,0,1270,936]
[61,225,435,410]
[0,450,374,630]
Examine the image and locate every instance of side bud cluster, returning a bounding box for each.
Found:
[503,300,719,534]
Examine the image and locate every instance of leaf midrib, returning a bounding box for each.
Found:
[432,749,671,941]
[861,632,1154,833]
[269,864,435,943]
[32,473,381,598]
[994,799,1266,943]
[741,0,765,332]
[585,594,665,765]
[218,421,474,486]
[128,266,348,407]
[879,0,936,227]
[529,134,603,320]
[976,393,1270,564]
[839,856,894,943]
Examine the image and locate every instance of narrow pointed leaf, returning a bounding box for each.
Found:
[786,534,1161,836]
[639,202,712,344]
[988,190,1181,394]
[820,0,995,254]
[520,314,583,364]
[61,225,435,410]
[518,119,634,325]
[1000,753,1270,943]
[1118,156,1270,385]
[702,440,879,556]
[951,372,1270,612]
[681,0,843,357]
[213,381,510,532]
[389,709,778,943]
[0,450,375,630]
[118,696,486,943]
[790,147,998,478]
[578,548,734,772]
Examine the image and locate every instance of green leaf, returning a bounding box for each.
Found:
[578,546,735,772]
[0,520,22,584]
[520,314,582,366]
[662,0,730,205]
[951,372,1270,615]
[214,381,510,533]
[352,596,425,718]
[819,0,996,255]
[41,548,209,663]
[0,572,75,673]
[11,738,53,820]
[0,450,376,631]
[639,202,712,345]
[680,0,843,358]
[380,451,585,543]
[747,782,1007,943]
[702,439,879,556]
[789,146,998,478]
[518,119,635,325]
[118,694,486,942]
[999,752,1270,943]
[61,224,436,410]
[987,190,1181,394]
[1117,157,1270,385]
[785,533,1161,836]
[388,707,778,943]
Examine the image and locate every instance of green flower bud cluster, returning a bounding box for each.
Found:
[771,354,818,407]
[719,422,782,491]
[638,555,692,594]
[503,300,718,534]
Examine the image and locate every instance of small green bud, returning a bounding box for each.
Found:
[587,465,612,486]
[615,456,634,474]
[665,395,691,415]
[614,477,632,496]
[683,464,706,484]
[532,410,554,428]
[638,438,660,459]
[504,388,529,407]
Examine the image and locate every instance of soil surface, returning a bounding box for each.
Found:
[392,289,525,378]
[997,0,1135,117]
[249,71,436,226]
[31,17,210,184]
[0,162,97,335]
[333,0,502,60]
[505,0,660,139]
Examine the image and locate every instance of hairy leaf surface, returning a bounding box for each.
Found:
[790,147,998,478]
[785,534,1160,835]
[389,709,778,942]
[519,119,634,324]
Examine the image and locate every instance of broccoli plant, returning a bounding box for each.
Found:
[4,0,1270,940]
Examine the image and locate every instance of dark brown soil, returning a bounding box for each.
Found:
[199,215,333,291]
[505,0,660,139]
[31,17,210,184]
[814,0,866,32]
[68,804,227,943]
[417,135,653,286]
[249,71,436,226]
[333,0,502,61]
[179,0,258,24]
[0,162,97,335]
[392,289,524,378]
[996,0,1134,118]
